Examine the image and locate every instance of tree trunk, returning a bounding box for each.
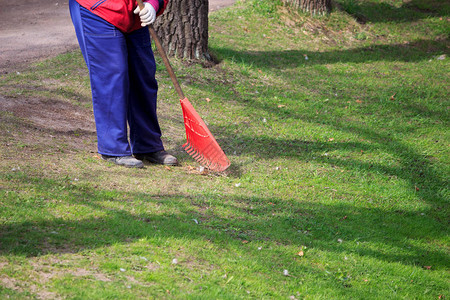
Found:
[153,0,210,60]
[284,0,331,15]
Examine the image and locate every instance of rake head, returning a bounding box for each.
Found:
[180,98,230,172]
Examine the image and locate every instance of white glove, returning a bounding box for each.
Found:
[133,2,156,27]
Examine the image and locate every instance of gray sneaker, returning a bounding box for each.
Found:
[101,155,144,168]
[135,150,178,166]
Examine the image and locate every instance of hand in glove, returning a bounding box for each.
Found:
[133,2,156,27]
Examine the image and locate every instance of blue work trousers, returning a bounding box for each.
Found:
[69,0,164,156]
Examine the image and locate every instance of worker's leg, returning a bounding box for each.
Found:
[126,27,164,154]
[69,0,132,156]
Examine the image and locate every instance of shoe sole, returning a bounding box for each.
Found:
[135,156,178,166]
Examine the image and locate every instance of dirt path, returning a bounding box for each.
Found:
[0,0,235,74]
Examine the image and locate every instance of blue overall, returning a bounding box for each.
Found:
[69,0,164,156]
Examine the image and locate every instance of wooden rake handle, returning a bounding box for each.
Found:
[136,0,185,100]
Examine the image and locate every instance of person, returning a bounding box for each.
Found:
[69,0,178,168]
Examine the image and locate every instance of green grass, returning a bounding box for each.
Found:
[0,0,449,298]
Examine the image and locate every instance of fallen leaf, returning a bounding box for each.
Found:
[328,138,335,142]
[198,166,209,175]
[242,240,249,244]
[206,97,211,102]
[356,99,363,103]
[164,166,172,171]
[298,251,304,257]
[278,104,286,108]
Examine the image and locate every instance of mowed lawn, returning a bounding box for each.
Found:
[0,0,449,298]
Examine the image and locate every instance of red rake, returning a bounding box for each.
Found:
[180,97,230,172]
[137,1,230,172]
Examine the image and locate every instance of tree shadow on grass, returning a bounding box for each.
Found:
[0,174,448,278]
[216,121,448,209]
[213,39,448,70]
[197,39,449,212]
[334,0,449,24]
[192,68,447,212]
[184,60,447,213]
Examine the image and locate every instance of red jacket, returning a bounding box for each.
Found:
[75,0,168,33]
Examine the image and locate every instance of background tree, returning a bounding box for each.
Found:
[283,0,331,15]
[154,0,211,60]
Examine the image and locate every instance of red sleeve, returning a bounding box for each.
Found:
[156,0,169,16]
[145,0,160,12]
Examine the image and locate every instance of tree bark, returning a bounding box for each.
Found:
[153,0,210,60]
[284,0,331,15]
